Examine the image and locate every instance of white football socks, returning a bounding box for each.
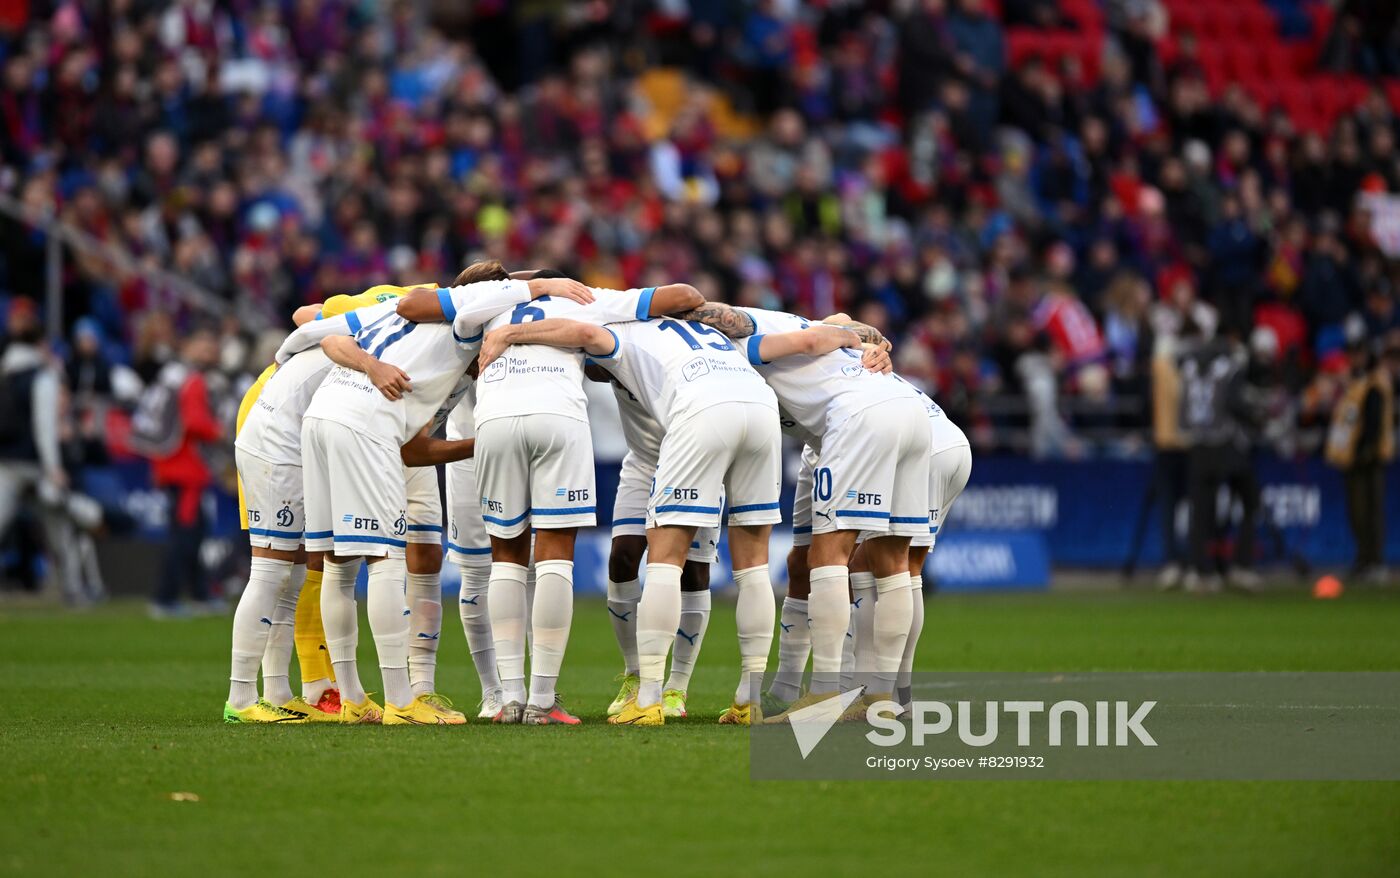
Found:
[636,562,682,708]
[872,572,912,697]
[259,562,304,706]
[366,558,411,708]
[850,571,877,691]
[807,565,851,694]
[898,573,925,697]
[488,561,529,705]
[732,566,774,706]
[457,564,499,696]
[405,571,442,697]
[770,596,810,702]
[607,576,641,676]
[228,556,292,708]
[321,558,365,703]
[528,559,574,710]
[840,605,857,692]
[667,588,710,693]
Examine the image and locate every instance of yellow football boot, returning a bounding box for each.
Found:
[340,694,384,724]
[607,698,665,727]
[384,694,467,725]
[607,673,640,716]
[761,690,841,725]
[662,688,688,718]
[223,699,305,724]
[718,701,761,726]
[839,692,895,723]
[281,696,339,723]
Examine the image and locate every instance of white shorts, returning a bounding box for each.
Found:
[912,443,973,549]
[445,458,491,568]
[791,444,820,548]
[649,402,782,531]
[475,414,597,538]
[809,399,932,539]
[301,417,407,558]
[404,465,443,546]
[613,449,720,564]
[236,448,304,551]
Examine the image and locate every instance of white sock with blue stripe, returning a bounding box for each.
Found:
[260,562,304,706]
[667,588,710,693]
[607,577,641,677]
[228,556,292,709]
[850,571,877,691]
[457,564,499,696]
[406,571,442,697]
[770,596,810,703]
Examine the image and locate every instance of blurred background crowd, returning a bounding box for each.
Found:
[1,0,1398,600]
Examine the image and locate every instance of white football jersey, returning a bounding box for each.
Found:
[235,349,334,465]
[592,317,778,427]
[291,281,532,448]
[304,320,475,448]
[738,307,920,448]
[611,380,665,464]
[472,288,649,428]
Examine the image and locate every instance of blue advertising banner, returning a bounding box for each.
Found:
[949,456,1400,570]
[79,454,1397,594]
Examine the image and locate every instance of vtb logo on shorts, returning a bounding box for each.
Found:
[662,487,700,501]
[555,487,590,502]
[248,510,262,523]
[342,514,380,531]
[846,490,883,506]
[482,498,504,513]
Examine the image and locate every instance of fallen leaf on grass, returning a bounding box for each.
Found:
[169,792,200,802]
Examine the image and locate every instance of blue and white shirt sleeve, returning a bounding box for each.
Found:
[273,300,397,364]
[446,280,531,340]
[274,313,351,364]
[575,287,651,326]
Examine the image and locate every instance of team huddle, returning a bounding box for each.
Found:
[224,262,971,726]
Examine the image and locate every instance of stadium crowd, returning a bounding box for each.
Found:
[1,0,1399,465]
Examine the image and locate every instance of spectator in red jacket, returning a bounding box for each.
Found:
[150,326,223,617]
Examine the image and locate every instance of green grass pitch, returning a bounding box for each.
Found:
[2,590,1398,876]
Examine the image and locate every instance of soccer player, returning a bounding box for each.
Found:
[443,386,504,718]
[597,368,719,721]
[680,302,932,722]
[436,279,705,724]
[281,269,591,724]
[478,308,798,725]
[224,287,409,723]
[767,384,971,717]
[894,388,972,707]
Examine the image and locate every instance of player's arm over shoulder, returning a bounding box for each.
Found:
[747,325,860,364]
[674,301,757,338]
[478,318,619,371]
